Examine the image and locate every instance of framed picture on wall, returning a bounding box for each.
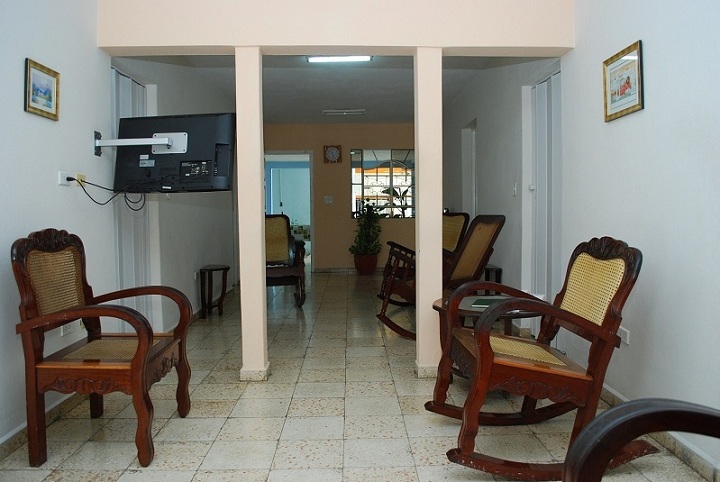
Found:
[24,58,60,121]
[603,41,643,122]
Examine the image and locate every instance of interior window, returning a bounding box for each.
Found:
[350,148,415,218]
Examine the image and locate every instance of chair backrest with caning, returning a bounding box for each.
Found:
[553,237,642,335]
[445,215,505,288]
[442,212,469,253]
[11,228,90,321]
[265,214,293,265]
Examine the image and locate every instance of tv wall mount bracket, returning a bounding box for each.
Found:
[94,130,188,157]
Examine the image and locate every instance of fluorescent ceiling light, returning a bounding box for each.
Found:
[322,108,366,116]
[307,55,372,63]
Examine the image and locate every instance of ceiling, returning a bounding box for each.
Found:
[130,55,540,124]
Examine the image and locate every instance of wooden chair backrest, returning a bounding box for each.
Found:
[442,212,469,253]
[265,214,293,265]
[445,215,505,288]
[545,237,642,343]
[11,228,92,322]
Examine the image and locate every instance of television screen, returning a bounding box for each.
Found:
[113,113,236,193]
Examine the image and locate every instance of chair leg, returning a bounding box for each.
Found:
[294,276,306,306]
[89,393,104,418]
[175,350,192,418]
[26,389,47,467]
[456,378,490,454]
[133,390,155,467]
[424,347,462,419]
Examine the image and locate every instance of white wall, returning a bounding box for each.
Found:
[0,0,115,440]
[112,57,237,318]
[444,59,558,288]
[561,0,720,465]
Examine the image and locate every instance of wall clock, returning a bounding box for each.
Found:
[323,145,342,163]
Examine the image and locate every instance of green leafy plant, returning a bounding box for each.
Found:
[349,201,383,255]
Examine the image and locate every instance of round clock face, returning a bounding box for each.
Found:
[325,146,340,162]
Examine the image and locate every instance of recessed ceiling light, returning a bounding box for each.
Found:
[322,108,366,116]
[307,55,372,63]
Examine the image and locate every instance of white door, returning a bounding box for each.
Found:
[530,72,562,334]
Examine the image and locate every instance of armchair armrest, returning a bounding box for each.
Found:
[91,285,192,337]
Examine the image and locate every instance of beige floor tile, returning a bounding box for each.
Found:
[272,439,344,469]
[288,397,345,417]
[200,440,276,470]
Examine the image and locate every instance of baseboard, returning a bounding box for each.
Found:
[0,393,86,463]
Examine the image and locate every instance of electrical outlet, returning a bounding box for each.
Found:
[618,327,630,345]
[58,171,70,186]
[74,173,86,186]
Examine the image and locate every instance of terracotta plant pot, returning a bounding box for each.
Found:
[353,254,378,275]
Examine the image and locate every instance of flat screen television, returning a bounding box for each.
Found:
[113,113,236,193]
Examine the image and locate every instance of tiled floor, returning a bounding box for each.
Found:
[0,271,708,481]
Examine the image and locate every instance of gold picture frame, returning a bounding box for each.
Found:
[24,58,60,121]
[603,41,643,122]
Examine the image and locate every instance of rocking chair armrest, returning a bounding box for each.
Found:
[563,398,720,482]
[467,298,620,347]
[92,285,193,332]
[16,304,154,341]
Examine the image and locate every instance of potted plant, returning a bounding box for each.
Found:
[349,201,383,275]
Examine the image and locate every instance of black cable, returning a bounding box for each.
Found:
[68,176,146,211]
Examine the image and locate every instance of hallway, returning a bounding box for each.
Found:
[0,271,706,481]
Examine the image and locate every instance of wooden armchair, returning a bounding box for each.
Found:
[563,398,720,481]
[265,214,306,306]
[10,228,192,467]
[377,214,504,340]
[425,236,656,480]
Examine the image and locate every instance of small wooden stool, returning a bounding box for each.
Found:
[199,264,230,318]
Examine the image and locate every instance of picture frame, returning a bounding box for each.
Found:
[24,58,60,121]
[603,41,643,122]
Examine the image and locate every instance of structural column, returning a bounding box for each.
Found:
[414,47,444,376]
[235,46,270,380]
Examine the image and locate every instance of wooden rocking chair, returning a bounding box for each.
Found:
[377,214,504,340]
[425,236,657,480]
[11,228,192,467]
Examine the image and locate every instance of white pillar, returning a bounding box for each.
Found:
[414,47,444,376]
[235,46,270,380]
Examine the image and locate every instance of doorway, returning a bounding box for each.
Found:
[264,152,312,263]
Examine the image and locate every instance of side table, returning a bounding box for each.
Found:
[199,264,230,318]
